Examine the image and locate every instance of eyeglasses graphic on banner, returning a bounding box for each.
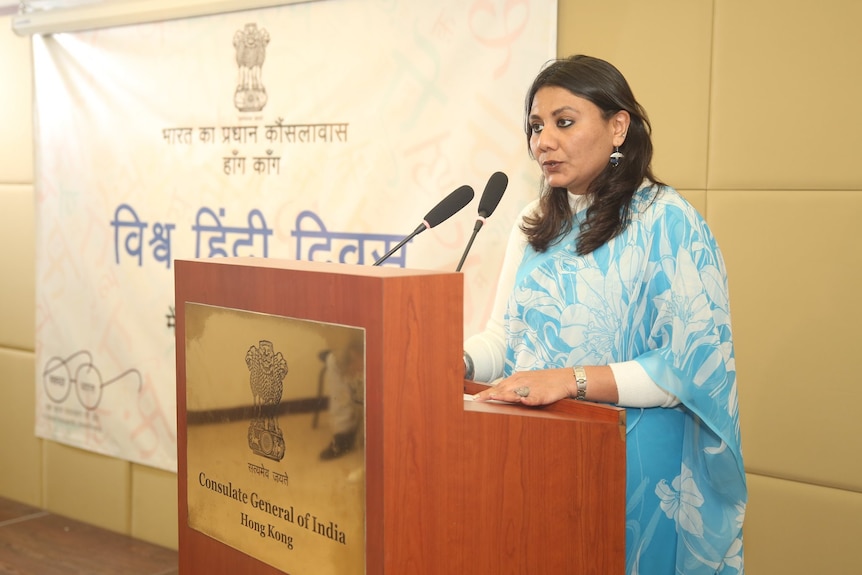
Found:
[42,350,143,411]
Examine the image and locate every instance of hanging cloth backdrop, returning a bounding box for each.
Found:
[32,0,557,471]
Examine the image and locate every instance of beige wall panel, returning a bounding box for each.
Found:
[709,191,862,490]
[557,0,713,189]
[43,440,131,534]
[131,464,178,550]
[0,348,42,506]
[0,16,34,184]
[745,473,862,574]
[0,184,36,350]
[710,0,862,190]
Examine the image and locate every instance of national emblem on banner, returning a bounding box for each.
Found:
[233,22,270,112]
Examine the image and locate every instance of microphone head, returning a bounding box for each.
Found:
[477,171,508,218]
[423,185,475,228]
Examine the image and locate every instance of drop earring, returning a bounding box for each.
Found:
[609,146,623,167]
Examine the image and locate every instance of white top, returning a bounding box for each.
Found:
[464,193,680,408]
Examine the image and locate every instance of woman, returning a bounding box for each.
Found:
[466,55,746,574]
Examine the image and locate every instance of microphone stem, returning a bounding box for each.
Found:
[455,227,480,272]
[372,224,425,266]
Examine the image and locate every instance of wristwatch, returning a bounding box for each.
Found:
[572,365,587,400]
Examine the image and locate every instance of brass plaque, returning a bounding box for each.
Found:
[185,303,365,574]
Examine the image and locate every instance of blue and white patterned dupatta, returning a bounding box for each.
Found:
[505,184,746,574]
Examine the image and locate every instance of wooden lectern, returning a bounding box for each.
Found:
[175,258,626,574]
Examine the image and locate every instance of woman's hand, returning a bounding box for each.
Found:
[471,368,574,406]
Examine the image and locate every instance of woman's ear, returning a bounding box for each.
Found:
[612,110,631,147]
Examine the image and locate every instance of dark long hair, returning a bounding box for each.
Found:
[522,55,663,255]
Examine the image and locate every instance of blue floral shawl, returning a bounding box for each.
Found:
[505,184,746,574]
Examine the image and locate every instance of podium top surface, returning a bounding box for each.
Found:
[176,257,460,279]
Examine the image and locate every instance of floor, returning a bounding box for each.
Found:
[0,496,178,575]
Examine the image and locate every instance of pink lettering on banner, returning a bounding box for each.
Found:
[96,308,136,371]
[464,93,525,176]
[468,0,530,78]
[382,52,446,131]
[404,131,453,193]
[131,374,175,462]
[165,190,194,220]
[83,408,107,447]
[35,298,56,351]
[80,204,111,264]
[97,268,120,300]
[42,224,80,299]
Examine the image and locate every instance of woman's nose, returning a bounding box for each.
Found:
[534,128,557,152]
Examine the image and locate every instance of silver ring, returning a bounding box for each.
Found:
[513,386,530,398]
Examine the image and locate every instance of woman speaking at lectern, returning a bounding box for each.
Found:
[466,55,746,574]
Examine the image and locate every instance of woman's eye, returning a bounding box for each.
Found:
[557,118,573,128]
[530,123,544,134]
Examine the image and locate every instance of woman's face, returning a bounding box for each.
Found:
[528,86,628,196]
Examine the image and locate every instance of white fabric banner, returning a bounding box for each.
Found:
[33,0,556,471]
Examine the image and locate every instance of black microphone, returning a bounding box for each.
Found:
[455,172,508,272]
[372,184,475,266]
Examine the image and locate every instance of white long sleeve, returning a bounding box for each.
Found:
[463,195,679,408]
